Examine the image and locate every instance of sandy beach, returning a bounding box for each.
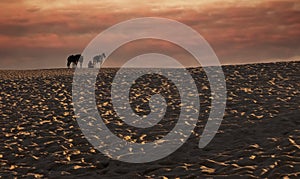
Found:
[0,61,299,178]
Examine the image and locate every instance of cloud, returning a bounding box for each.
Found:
[0,0,299,69]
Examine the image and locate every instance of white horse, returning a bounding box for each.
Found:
[93,53,106,68]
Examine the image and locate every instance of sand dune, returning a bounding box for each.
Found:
[0,61,299,178]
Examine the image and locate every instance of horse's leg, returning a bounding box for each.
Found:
[67,61,71,68]
[72,62,76,68]
[76,59,79,68]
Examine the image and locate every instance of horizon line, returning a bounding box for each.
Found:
[0,60,299,71]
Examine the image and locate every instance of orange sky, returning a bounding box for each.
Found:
[0,0,299,69]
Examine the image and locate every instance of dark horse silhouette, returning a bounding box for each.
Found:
[67,54,83,68]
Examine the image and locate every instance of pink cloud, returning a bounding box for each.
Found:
[0,0,299,69]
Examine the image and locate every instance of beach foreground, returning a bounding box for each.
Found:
[0,62,299,178]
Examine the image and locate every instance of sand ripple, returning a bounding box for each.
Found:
[0,62,299,178]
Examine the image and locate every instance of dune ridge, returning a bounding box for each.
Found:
[0,61,299,178]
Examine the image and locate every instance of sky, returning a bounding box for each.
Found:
[0,0,299,69]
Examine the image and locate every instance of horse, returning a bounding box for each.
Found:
[67,54,82,68]
[92,53,106,68]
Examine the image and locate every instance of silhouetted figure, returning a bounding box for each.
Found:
[79,56,83,68]
[88,61,94,68]
[93,56,98,65]
[93,53,106,68]
[67,54,82,68]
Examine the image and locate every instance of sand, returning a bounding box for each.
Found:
[0,61,299,178]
